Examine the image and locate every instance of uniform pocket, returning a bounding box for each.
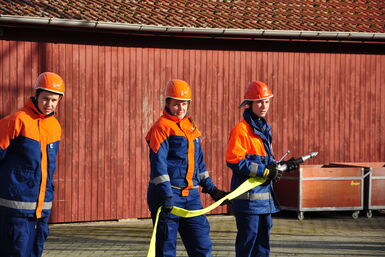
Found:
[10,169,37,197]
[168,136,188,157]
[0,216,29,255]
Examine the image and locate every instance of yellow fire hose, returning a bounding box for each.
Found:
[147,177,267,257]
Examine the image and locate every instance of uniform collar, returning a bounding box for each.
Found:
[243,108,274,157]
[243,108,272,144]
[243,108,270,132]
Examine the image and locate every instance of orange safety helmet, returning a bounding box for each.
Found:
[239,81,273,107]
[164,79,192,101]
[34,72,65,96]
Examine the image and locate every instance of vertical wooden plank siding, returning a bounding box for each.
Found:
[0,39,384,222]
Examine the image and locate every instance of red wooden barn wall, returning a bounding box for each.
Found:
[0,39,384,223]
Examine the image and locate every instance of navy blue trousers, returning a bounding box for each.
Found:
[235,213,273,257]
[0,215,49,257]
[149,188,212,257]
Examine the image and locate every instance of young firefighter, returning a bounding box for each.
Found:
[226,81,298,257]
[0,72,65,257]
[146,79,228,257]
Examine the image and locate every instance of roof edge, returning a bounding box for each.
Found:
[1,15,385,42]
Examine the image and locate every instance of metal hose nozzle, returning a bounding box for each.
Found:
[301,152,318,162]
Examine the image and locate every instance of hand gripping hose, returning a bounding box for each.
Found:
[147,176,267,257]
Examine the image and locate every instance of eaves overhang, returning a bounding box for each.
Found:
[1,15,385,42]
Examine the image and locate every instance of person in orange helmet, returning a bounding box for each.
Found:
[146,79,229,256]
[226,81,298,257]
[0,72,65,257]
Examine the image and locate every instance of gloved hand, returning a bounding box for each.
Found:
[264,164,283,182]
[280,157,299,172]
[162,197,174,213]
[209,187,231,205]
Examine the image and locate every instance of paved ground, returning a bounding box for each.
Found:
[43,210,385,257]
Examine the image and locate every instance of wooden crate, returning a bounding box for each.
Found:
[368,167,385,216]
[327,162,385,218]
[275,165,364,220]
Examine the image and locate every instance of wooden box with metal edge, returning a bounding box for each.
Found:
[275,165,364,220]
[328,162,385,218]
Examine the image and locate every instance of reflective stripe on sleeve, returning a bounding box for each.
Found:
[249,162,259,177]
[199,171,209,180]
[0,197,52,210]
[150,174,170,185]
[236,192,271,201]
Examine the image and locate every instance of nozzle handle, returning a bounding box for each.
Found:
[278,150,291,163]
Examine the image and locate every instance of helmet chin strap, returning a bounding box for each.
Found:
[31,96,45,115]
[35,89,42,99]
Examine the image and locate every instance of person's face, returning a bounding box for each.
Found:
[167,99,190,120]
[37,91,61,115]
[251,98,270,118]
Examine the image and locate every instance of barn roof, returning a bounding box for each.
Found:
[0,0,384,41]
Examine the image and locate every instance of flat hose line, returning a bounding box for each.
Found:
[147,177,267,257]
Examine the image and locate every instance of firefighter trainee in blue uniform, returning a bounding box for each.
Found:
[0,72,65,257]
[226,81,298,257]
[146,79,228,257]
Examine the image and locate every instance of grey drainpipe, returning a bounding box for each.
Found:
[1,15,385,41]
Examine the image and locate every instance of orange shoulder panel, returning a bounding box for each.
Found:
[178,118,201,139]
[0,110,40,150]
[226,120,267,164]
[146,116,176,153]
[146,125,167,153]
[17,111,42,141]
[0,108,61,151]
[0,114,20,150]
[226,121,249,164]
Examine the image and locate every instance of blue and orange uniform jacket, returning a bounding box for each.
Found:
[0,98,61,219]
[146,109,216,210]
[226,108,279,214]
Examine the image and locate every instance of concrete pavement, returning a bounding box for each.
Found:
[43,211,385,257]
